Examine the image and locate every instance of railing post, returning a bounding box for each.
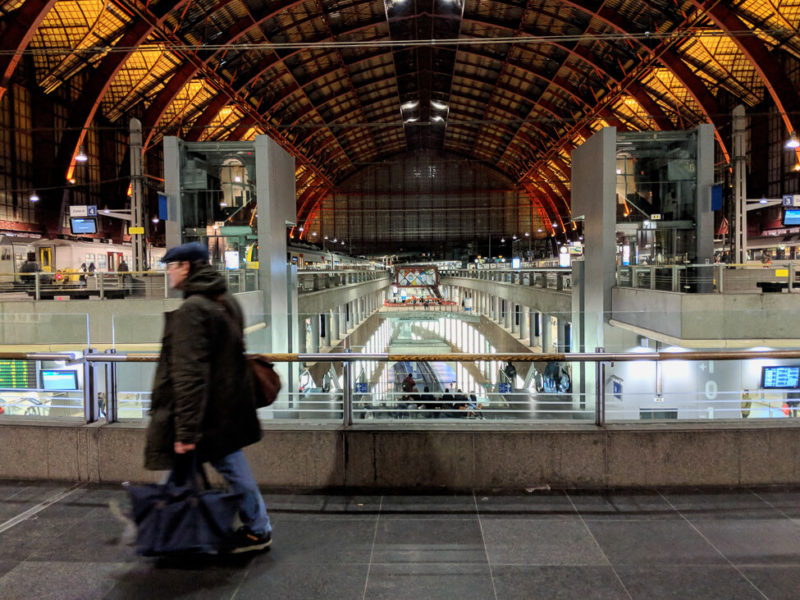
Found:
[671,265,679,292]
[106,350,118,423]
[594,347,605,426]
[83,348,98,423]
[717,263,724,293]
[34,272,40,300]
[98,273,105,299]
[343,357,353,426]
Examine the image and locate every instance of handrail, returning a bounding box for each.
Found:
[2,348,793,364]
[6,348,800,427]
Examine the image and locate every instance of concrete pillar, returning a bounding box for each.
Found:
[339,305,347,340]
[322,312,331,348]
[311,314,320,353]
[541,314,552,353]
[528,308,536,347]
[520,307,529,343]
[331,308,340,343]
[510,302,517,334]
[299,317,308,353]
[504,300,511,329]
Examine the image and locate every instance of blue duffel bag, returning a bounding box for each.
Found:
[126,456,242,556]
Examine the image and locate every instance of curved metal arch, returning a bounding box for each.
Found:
[0,0,58,100]
[688,0,800,141]
[519,180,564,232]
[557,0,728,156]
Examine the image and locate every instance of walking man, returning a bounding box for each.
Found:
[144,241,271,552]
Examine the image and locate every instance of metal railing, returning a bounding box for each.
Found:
[441,268,572,291]
[297,269,390,293]
[4,349,800,427]
[2,269,260,300]
[616,262,800,293]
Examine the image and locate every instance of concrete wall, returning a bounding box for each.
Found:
[3,421,800,489]
[613,287,800,345]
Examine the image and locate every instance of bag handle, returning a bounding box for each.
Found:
[170,452,211,490]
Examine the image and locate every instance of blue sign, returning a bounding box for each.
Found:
[158,192,168,220]
[86,205,97,217]
[498,383,512,393]
[354,382,368,393]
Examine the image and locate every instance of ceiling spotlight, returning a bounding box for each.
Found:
[759,197,768,205]
[431,100,448,110]
[786,132,800,149]
[324,235,328,240]
[298,226,304,232]
[341,240,345,245]
[219,201,227,207]
[500,238,505,243]
[234,175,242,183]
[553,223,559,228]
[103,208,110,214]
[525,232,530,237]
[29,191,39,202]
[312,232,317,236]
[332,238,337,242]
[75,147,88,163]
[68,178,76,184]
[401,100,418,111]
[537,228,543,232]
[152,217,159,223]
[616,168,622,175]
[794,162,800,172]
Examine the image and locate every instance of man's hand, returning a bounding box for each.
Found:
[174,441,196,454]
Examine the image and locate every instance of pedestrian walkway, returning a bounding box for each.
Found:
[2,480,800,599]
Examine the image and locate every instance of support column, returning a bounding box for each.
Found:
[299,317,308,353]
[541,314,552,353]
[520,307,529,344]
[321,312,331,348]
[331,308,340,343]
[339,305,347,341]
[311,314,320,353]
[510,302,518,334]
[528,308,536,347]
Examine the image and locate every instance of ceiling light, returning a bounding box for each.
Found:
[537,228,543,232]
[312,232,317,236]
[332,238,337,243]
[75,147,88,163]
[324,235,328,240]
[552,224,559,228]
[152,217,159,223]
[298,226,304,232]
[431,100,448,110]
[525,232,529,237]
[220,201,227,207]
[786,132,800,149]
[616,168,622,175]
[794,162,800,172]
[759,197,768,205]
[234,175,242,183]
[500,238,505,243]
[29,191,39,202]
[104,209,109,214]
[401,100,418,111]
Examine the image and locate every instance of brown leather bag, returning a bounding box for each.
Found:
[249,355,281,408]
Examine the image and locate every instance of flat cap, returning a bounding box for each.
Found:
[162,241,209,264]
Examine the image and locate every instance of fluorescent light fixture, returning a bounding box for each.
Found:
[786,132,800,149]
[29,191,39,202]
[75,147,88,162]
[401,100,418,110]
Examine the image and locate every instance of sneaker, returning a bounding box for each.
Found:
[228,527,272,554]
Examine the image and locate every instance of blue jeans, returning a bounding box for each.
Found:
[210,450,271,535]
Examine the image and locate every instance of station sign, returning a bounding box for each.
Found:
[782,194,800,207]
[128,226,145,234]
[354,382,368,393]
[69,205,97,217]
[498,383,512,394]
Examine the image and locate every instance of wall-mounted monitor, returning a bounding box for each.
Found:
[761,365,800,390]
[782,209,800,227]
[41,370,79,391]
[70,217,97,234]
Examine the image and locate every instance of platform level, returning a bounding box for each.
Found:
[2,481,800,599]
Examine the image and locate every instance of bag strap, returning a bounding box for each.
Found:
[171,452,211,490]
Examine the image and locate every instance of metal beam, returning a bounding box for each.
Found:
[0,0,57,100]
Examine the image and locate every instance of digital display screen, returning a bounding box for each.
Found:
[761,366,800,389]
[41,370,79,391]
[70,218,97,234]
[782,209,800,226]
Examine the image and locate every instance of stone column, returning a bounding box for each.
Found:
[541,314,552,353]
[311,314,320,353]
[331,308,340,343]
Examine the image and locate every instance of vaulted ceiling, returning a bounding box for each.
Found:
[1,0,799,237]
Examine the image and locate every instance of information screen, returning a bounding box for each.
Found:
[761,366,800,389]
[70,218,97,234]
[41,370,79,391]
[782,209,800,226]
[0,360,36,388]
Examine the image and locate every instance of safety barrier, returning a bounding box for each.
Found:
[3,349,800,427]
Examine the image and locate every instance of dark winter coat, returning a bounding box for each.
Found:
[144,264,261,470]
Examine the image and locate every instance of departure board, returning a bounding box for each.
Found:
[761,366,800,389]
[0,360,36,389]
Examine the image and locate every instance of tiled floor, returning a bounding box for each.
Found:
[2,481,800,599]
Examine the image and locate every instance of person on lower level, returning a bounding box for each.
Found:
[144,241,271,553]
